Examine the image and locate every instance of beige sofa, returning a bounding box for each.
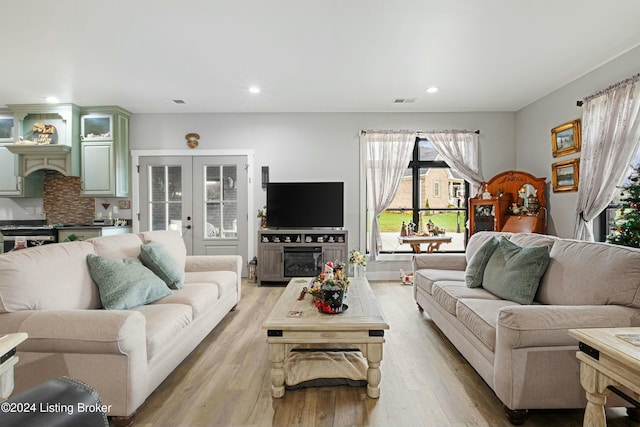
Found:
[0,230,242,426]
[413,231,640,424]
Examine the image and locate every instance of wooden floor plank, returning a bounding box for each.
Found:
[130,280,640,427]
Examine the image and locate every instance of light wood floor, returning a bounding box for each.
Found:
[132,280,640,427]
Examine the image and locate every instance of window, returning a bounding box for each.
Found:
[366,138,468,253]
[598,148,640,241]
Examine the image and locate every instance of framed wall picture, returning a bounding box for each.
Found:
[551,119,581,157]
[552,158,580,192]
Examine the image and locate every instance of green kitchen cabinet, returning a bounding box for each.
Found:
[80,107,130,197]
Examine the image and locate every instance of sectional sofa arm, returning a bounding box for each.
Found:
[0,310,147,356]
[497,304,640,348]
[412,253,467,271]
[185,255,243,275]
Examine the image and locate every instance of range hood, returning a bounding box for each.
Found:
[6,144,73,176]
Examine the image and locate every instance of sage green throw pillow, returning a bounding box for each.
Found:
[140,242,185,289]
[465,236,499,288]
[87,254,172,310]
[482,238,550,305]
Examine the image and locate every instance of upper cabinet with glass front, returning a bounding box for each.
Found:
[81,114,113,141]
[80,107,131,197]
[0,114,21,196]
[0,110,43,197]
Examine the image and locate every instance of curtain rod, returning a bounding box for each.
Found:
[360,129,480,135]
[577,72,640,107]
[418,129,480,135]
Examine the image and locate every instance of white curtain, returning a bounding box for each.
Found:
[574,74,640,241]
[424,132,485,196]
[363,130,416,260]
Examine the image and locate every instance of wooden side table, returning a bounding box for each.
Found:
[397,235,452,253]
[568,328,640,427]
[0,333,28,401]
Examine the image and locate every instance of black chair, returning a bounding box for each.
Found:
[0,376,108,427]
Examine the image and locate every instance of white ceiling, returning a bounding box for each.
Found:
[2,0,640,114]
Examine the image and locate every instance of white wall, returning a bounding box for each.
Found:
[516,45,640,237]
[130,112,515,277]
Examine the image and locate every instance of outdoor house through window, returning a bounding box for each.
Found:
[367,138,468,254]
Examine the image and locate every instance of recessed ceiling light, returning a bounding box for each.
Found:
[426,87,439,94]
[249,86,261,94]
[45,96,60,103]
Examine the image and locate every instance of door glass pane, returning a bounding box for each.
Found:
[223,201,238,238]
[204,164,238,239]
[222,166,237,201]
[168,166,182,201]
[149,165,183,232]
[205,203,221,238]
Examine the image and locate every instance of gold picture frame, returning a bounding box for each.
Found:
[551,119,581,157]
[552,158,580,192]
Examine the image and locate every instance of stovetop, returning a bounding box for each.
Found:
[0,220,48,229]
[0,221,52,234]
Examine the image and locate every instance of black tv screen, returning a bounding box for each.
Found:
[266,182,344,228]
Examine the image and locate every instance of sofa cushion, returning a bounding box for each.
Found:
[465,237,499,288]
[465,231,512,263]
[537,239,640,307]
[432,281,501,315]
[139,230,187,270]
[87,255,172,310]
[90,233,144,259]
[185,271,238,299]
[133,303,192,361]
[483,238,550,305]
[0,241,100,312]
[140,242,185,289]
[457,298,521,351]
[413,269,466,295]
[152,283,219,318]
[509,233,558,250]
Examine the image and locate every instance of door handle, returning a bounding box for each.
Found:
[184,225,192,230]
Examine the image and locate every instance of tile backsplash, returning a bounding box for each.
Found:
[42,171,95,224]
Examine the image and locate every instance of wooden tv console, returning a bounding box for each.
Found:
[257,229,348,286]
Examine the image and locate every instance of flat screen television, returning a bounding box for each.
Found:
[266,182,344,228]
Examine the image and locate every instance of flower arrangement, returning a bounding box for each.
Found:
[257,206,267,228]
[309,261,349,292]
[349,249,366,267]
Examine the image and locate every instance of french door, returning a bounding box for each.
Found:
[139,155,248,259]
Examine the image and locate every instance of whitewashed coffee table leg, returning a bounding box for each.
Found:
[579,362,616,427]
[269,343,286,398]
[366,343,383,398]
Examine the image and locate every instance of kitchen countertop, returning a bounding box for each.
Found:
[52,224,131,230]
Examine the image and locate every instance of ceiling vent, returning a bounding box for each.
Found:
[173,99,186,104]
[393,98,417,104]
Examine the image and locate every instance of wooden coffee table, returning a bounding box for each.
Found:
[262,277,389,398]
[0,333,28,401]
[568,327,640,427]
